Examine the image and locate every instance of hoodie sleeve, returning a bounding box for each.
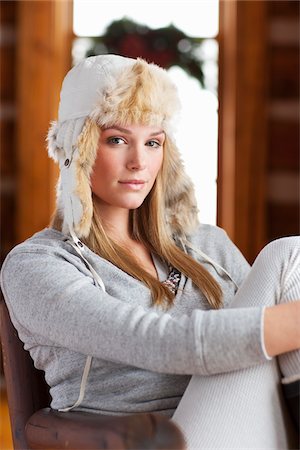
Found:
[0,246,268,376]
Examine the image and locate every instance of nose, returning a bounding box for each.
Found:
[126,143,146,171]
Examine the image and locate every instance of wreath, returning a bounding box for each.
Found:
[85,18,205,86]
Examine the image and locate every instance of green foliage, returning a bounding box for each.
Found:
[85,18,205,86]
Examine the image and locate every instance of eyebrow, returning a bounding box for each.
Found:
[104,126,165,137]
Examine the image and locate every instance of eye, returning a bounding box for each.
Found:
[146,140,162,148]
[107,136,126,145]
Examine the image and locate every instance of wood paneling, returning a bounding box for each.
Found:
[267,204,300,241]
[0,46,16,101]
[218,0,300,261]
[16,0,73,243]
[266,1,300,237]
[0,0,16,24]
[218,0,268,262]
[267,0,299,17]
[1,191,16,259]
[217,0,237,242]
[0,120,16,176]
[268,121,299,171]
[0,0,17,266]
[270,47,299,99]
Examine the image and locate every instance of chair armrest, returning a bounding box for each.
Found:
[26,407,186,449]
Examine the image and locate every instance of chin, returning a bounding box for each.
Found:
[120,198,146,210]
[124,201,145,210]
[119,192,149,209]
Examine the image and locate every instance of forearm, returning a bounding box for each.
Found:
[264,301,300,357]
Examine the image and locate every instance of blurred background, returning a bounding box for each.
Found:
[0,0,299,447]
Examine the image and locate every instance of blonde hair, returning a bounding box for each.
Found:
[51,123,223,309]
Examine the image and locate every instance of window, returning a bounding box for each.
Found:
[73,0,219,224]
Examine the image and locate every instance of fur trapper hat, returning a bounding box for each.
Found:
[47,54,199,239]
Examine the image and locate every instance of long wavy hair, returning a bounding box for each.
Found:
[51,122,223,309]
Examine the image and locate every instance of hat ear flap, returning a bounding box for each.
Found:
[74,119,99,237]
[47,121,64,162]
[48,118,99,238]
[162,136,199,237]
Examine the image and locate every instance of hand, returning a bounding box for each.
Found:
[264,301,300,357]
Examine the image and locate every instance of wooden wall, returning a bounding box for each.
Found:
[0,1,17,266]
[0,1,73,260]
[266,1,300,242]
[218,0,299,263]
[218,0,267,262]
[16,0,74,243]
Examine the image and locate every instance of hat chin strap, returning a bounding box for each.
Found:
[179,237,239,290]
[68,224,106,292]
[58,224,106,412]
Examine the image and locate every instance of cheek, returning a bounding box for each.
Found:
[150,153,164,178]
[90,152,115,191]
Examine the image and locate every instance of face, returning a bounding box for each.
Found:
[90,124,165,213]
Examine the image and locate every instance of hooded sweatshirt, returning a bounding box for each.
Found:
[0,223,270,417]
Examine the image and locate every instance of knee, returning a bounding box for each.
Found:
[257,236,300,275]
[261,236,299,257]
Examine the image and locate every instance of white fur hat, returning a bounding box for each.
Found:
[47,54,198,239]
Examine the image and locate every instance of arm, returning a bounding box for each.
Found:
[0,248,269,376]
[264,301,300,356]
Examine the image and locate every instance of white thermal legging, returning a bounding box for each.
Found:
[172,236,300,449]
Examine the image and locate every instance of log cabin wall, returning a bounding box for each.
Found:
[218,0,268,263]
[1,1,73,259]
[0,1,17,266]
[0,0,18,380]
[218,0,299,263]
[16,0,74,243]
[266,1,300,242]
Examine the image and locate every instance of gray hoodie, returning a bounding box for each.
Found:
[0,224,269,417]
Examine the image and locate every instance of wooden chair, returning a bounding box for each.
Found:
[0,293,186,450]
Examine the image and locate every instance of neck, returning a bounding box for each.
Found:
[93,200,132,243]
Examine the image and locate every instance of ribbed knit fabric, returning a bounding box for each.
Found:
[172,236,300,449]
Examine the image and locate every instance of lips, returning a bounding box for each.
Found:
[118,180,147,190]
[119,179,146,184]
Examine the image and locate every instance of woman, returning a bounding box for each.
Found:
[1,54,299,448]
